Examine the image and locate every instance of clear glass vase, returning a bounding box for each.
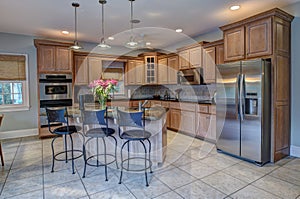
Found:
[98,95,107,109]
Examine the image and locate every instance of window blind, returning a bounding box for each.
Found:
[0,54,26,80]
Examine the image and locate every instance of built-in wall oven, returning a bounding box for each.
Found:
[39,74,73,127]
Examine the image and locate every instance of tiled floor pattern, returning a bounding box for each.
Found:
[0,131,299,199]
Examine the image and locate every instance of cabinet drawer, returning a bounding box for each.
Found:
[180,102,196,111]
[169,102,181,109]
[197,105,209,113]
[209,105,216,114]
[161,101,169,108]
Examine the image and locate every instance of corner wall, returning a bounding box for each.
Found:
[0,32,38,138]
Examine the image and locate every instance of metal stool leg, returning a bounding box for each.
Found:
[69,134,75,174]
[147,138,153,173]
[110,135,119,169]
[140,140,149,187]
[51,136,59,173]
[102,138,108,181]
[0,143,4,166]
[82,142,87,178]
[119,140,129,184]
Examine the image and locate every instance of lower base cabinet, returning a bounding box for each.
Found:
[169,108,181,130]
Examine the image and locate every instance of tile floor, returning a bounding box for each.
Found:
[0,131,299,199]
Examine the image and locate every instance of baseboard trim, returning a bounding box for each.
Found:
[0,128,38,140]
[290,145,300,158]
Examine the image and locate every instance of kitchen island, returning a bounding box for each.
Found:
[68,105,168,165]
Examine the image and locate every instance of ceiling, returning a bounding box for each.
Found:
[0,0,299,50]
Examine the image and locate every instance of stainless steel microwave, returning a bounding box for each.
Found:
[177,68,203,85]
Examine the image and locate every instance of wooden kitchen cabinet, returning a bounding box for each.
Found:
[167,55,179,84]
[34,39,73,73]
[126,60,136,85]
[145,55,157,84]
[157,58,168,85]
[189,46,203,68]
[222,17,272,61]
[203,47,216,84]
[178,44,204,70]
[216,44,224,65]
[223,26,245,62]
[125,59,144,85]
[178,50,189,70]
[169,108,181,131]
[202,39,224,84]
[196,104,216,142]
[74,55,88,84]
[74,55,102,85]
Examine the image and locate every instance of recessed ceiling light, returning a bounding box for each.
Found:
[108,36,114,40]
[61,30,69,35]
[230,5,240,11]
[175,29,183,33]
[146,42,151,46]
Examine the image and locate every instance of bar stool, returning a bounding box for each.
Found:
[81,108,118,180]
[117,108,153,186]
[46,107,83,174]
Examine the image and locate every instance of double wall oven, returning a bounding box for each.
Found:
[39,74,73,127]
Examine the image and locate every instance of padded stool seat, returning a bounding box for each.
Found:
[53,125,81,135]
[86,127,115,138]
[120,129,151,140]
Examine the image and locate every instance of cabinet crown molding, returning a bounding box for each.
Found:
[220,8,294,31]
[34,39,73,47]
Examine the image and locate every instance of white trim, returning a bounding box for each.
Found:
[0,128,38,140]
[290,145,300,158]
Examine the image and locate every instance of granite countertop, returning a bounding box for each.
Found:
[67,105,168,121]
[110,97,215,105]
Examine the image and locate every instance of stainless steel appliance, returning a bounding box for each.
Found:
[216,59,271,165]
[39,74,72,100]
[39,74,73,127]
[177,68,203,85]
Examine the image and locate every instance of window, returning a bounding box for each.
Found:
[0,53,29,112]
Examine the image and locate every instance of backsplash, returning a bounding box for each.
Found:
[128,84,216,101]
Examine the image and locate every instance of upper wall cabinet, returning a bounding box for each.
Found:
[34,39,73,73]
[221,16,272,62]
[177,44,203,70]
[157,54,178,85]
[74,54,102,85]
[202,39,224,84]
[125,59,144,85]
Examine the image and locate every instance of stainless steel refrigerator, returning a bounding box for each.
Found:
[216,59,271,165]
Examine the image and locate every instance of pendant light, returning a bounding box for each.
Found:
[125,0,140,49]
[98,0,111,49]
[70,2,83,50]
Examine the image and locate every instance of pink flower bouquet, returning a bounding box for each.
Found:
[89,79,118,108]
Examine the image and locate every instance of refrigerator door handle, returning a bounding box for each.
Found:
[235,74,240,119]
[239,74,245,121]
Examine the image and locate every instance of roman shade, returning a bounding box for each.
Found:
[0,54,26,80]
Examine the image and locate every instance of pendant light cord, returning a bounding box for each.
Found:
[130,0,133,31]
[75,5,78,42]
[102,3,105,38]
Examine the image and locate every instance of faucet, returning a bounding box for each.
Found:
[139,100,149,111]
[175,88,183,100]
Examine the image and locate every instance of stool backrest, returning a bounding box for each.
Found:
[46,107,68,124]
[117,109,144,128]
[81,109,107,126]
[46,107,69,133]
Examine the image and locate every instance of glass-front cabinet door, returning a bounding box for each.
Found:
[145,56,157,84]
